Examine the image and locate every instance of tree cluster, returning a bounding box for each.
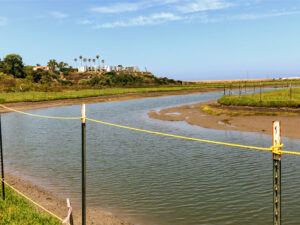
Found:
[0,53,182,92]
[0,54,71,84]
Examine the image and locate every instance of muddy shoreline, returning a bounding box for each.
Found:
[0,88,215,113]
[149,101,300,139]
[5,173,133,225]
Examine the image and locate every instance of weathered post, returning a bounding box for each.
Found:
[63,198,74,225]
[272,121,282,225]
[68,198,74,225]
[223,85,226,96]
[289,83,292,100]
[0,114,5,200]
[260,82,262,102]
[81,104,86,225]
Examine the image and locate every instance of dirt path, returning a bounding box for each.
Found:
[148,102,300,139]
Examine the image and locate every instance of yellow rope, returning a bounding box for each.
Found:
[86,118,300,156]
[86,118,273,152]
[3,180,63,222]
[0,104,80,120]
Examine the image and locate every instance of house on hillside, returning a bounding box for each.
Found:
[33,65,49,71]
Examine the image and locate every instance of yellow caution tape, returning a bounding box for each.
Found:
[0,104,80,120]
[3,181,63,222]
[86,118,300,156]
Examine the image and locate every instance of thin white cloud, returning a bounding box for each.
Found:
[95,12,182,28]
[90,0,183,14]
[0,17,8,26]
[194,10,300,23]
[228,10,300,21]
[91,3,141,14]
[78,19,93,25]
[50,11,68,19]
[177,0,234,13]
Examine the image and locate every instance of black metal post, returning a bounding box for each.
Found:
[81,105,86,225]
[273,154,281,225]
[0,114,5,200]
[272,121,281,225]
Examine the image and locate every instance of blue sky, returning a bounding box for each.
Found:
[0,0,300,80]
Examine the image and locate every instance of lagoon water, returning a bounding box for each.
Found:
[2,91,300,225]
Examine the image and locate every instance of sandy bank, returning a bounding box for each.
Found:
[5,173,133,225]
[0,89,214,113]
[148,102,300,139]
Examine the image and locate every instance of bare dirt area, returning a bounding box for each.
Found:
[148,101,300,139]
[5,173,133,225]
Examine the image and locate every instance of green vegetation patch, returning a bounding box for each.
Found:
[0,186,60,225]
[218,88,300,108]
[201,104,299,117]
[0,86,207,103]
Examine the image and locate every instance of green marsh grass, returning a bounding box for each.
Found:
[218,88,300,108]
[0,186,60,225]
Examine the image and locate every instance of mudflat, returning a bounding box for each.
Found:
[148,102,300,139]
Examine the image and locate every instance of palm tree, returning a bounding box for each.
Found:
[79,55,83,66]
[83,58,87,68]
[58,61,68,72]
[96,54,100,70]
[92,59,96,71]
[47,59,58,72]
[74,58,78,68]
[101,59,105,70]
[87,58,91,71]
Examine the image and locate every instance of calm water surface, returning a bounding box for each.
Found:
[2,91,300,225]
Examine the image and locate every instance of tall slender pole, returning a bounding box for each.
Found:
[260,83,262,102]
[289,83,292,100]
[81,104,86,225]
[272,121,282,225]
[0,114,5,200]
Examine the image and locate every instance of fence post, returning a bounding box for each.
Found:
[289,83,292,100]
[68,198,74,225]
[0,114,5,200]
[272,121,282,225]
[260,83,262,102]
[223,85,226,96]
[81,104,86,225]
